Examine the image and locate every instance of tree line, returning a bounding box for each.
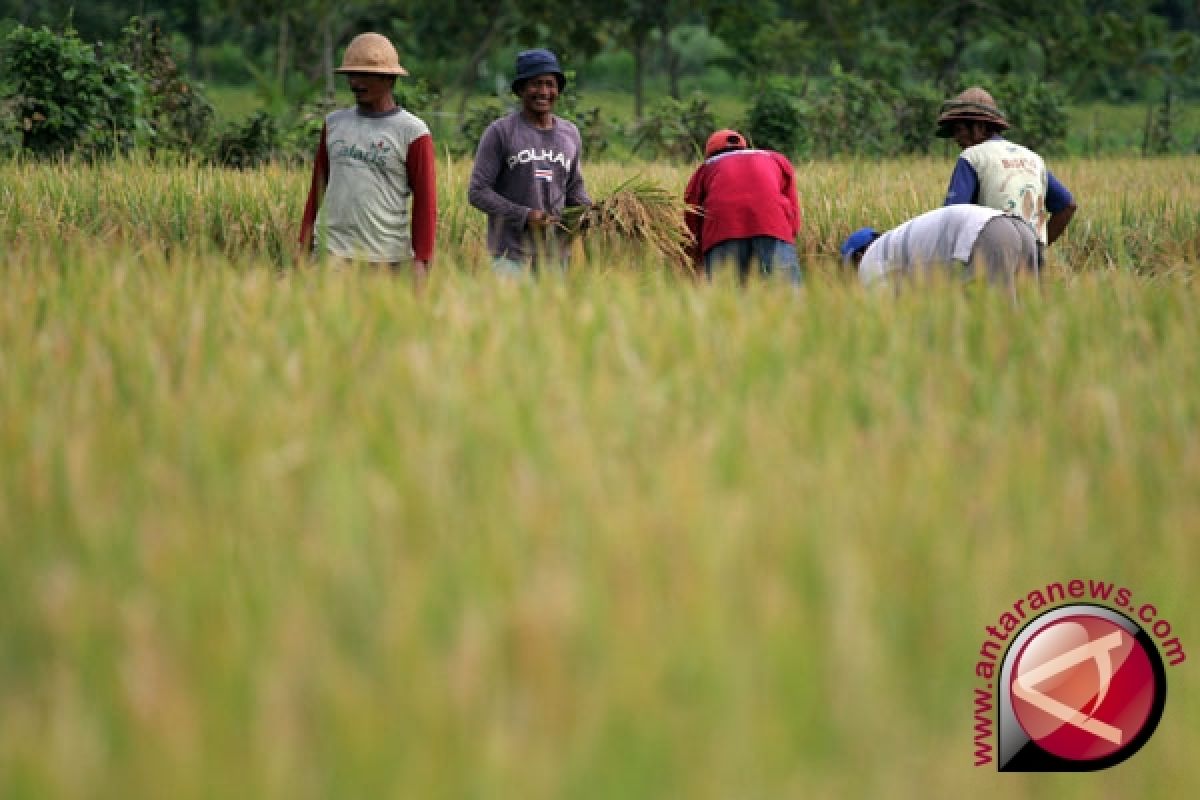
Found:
[3,0,1198,116]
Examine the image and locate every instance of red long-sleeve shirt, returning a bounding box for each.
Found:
[299,121,436,263]
[683,149,801,266]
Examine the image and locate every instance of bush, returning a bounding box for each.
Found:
[740,66,1067,159]
[277,101,333,165]
[458,99,510,155]
[210,110,278,169]
[743,80,805,155]
[1,23,147,157]
[954,70,1069,154]
[800,64,943,157]
[557,71,613,157]
[115,17,213,152]
[394,77,440,117]
[631,94,716,162]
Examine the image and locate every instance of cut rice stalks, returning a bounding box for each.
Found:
[560,176,697,274]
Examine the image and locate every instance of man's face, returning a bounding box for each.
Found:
[345,72,394,106]
[951,120,988,149]
[519,74,559,115]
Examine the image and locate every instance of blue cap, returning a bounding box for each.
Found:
[840,227,879,263]
[512,49,566,93]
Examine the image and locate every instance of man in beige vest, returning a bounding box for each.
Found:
[937,87,1076,273]
[299,33,436,287]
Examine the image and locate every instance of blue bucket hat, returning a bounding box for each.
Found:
[512,48,566,93]
[840,227,879,264]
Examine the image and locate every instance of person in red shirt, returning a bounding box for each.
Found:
[684,129,802,285]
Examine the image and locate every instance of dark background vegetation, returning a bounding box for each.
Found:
[2,1,1199,162]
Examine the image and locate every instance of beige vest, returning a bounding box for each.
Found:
[962,139,1049,244]
[317,108,429,262]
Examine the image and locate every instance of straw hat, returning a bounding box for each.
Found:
[335,32,408,76]
[935,87,1008,137]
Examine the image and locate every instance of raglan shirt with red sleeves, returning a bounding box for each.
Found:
[299,107,436,263]
[467,111,590,261]
[684,149,801,262]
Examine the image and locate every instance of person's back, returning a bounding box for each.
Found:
[695,149,798,247]
[684,130,801,284]
[846,204,1038,299]
[957,137,1048,244]
[858,205,1003,285]
[936,87,1075,252]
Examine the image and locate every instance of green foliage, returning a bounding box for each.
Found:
[115,16,214,152]
[209,110,278,169]
[276,100,333,165]
[631,94,715,162]
[558,69,613,156]
[747,19,811,76]
[458,98,510,155]
[0,23,147,157]
[799,65,946,157]
[743,80,804,155]
[0,95,21,156]
[394,77,440,115]
[742,66,1063,158]
[959,70,1070,154]
[1142,88,1176,156]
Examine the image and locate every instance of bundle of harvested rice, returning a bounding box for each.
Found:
[560,176,697,273]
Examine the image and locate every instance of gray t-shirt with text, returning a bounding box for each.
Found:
[467,111,590,262]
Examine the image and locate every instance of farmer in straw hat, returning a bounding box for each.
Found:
[299,32,436,286]
[840,204,1039,301]
[684,129,801,285]
[467,48,591,276]
[937,88,1076,274]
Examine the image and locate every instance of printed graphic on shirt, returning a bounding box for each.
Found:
[534,168,553,182]
[507,147,573,170]
[999,181,1045,238]
[330,137,393,169]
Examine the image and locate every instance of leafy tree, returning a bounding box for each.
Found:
[1,22,147,157]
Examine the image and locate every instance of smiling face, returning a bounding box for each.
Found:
[345,72,396,112]
[518,74,560,119]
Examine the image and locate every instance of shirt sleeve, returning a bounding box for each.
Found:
[564,128,591,209]
[778,153,801,237]
[944,157,979,206]
[407,133,436,263]
[298,123,330,248]
[467,122,529,225]
[1045,170,1074,213]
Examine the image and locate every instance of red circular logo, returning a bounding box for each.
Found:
[1010,615,1157,761]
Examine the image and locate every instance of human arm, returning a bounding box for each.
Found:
[407,132,436,267]
[298,123,330,250]
[682,166,706,267]
[943,157,979,206]
[778,154,801,238]
[1044,170,1076,246]
[466,122,531,227]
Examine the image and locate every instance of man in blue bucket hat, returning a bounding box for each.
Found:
[468,49,591,276]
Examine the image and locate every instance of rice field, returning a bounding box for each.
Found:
[1,156,1198,798]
